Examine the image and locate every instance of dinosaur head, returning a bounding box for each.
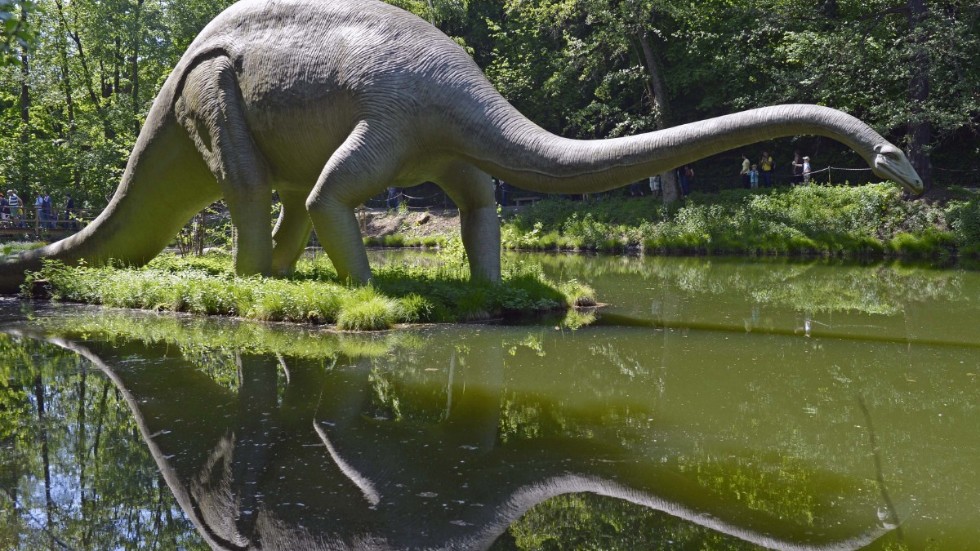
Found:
[871,143,923,195]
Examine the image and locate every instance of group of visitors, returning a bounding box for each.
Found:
[634,166,694,198]
[1,190,76,229]
[740,151,776,189]
[740,150,811,188]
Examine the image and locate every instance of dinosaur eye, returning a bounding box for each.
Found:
[877,146,899,160]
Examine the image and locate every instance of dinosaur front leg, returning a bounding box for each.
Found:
[306,121,403,283]
[271,189,313,276]
[176,56,273,276]
[437,162,501,282]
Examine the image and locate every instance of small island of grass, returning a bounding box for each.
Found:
[20,245,595,331]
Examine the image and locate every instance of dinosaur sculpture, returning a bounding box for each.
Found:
[0,0,923,292]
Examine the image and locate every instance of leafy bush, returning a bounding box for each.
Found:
[946,195,980,256]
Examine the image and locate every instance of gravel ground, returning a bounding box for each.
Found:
[358,208,460,240]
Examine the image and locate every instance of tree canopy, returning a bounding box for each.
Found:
[0,0,975,210]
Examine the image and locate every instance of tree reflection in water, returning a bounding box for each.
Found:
[0,307,903,550]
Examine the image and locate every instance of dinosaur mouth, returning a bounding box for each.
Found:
[876,162,924,195]
[873,146,924,195]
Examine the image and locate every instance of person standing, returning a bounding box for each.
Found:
[64,194,76,229]
[648,175,661,197]
[7,190,22,226]
[802,156,812,184]
[740,155,751,189]
[0,193,8,223]
[42,192,54,228]
[34,193,46,228]
[791,151,804,185]
[749,164,760,189]
[498,180,509,205]
[759,151,774,187]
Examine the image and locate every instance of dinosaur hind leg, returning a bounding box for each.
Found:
[436,161,501,282]
[176,56,272,276]
[306,121,404,283]
[271,189,313,276]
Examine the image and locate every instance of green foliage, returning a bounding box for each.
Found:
[0,334,207,549]
[499,492,761,550]
[363,233,447,248]
[20,252,590,330]
[676,0,980,148]
[501,184,968,260]
[946,194,980,256]
[33,309,414,361]
[0,1,35,65]
[0,240,41,255]
[336,287,404,331]
[0,0,971,237]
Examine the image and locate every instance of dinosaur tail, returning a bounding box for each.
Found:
[455,95,920,194]
[0,80,218,294]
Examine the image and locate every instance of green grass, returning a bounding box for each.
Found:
[363,234,447,248]
[0,241,46,256]
[23,250,593,331]
[498,183,978,261]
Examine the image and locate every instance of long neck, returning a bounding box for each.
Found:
[465,104,884,194]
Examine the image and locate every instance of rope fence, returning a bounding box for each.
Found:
[806,165,870,185]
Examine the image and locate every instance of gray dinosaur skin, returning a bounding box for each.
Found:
[0,0,923,292]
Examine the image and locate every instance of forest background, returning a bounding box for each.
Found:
[0,0,976,213]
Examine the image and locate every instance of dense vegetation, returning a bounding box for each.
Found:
[0,0,976,216]
[501,183,980,259]
[22,248,596,330]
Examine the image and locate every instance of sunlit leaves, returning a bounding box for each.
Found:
[0,0,35,65]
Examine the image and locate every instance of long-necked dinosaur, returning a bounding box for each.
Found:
[0,0,923,292]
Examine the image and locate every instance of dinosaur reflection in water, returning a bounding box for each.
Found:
[23,331,892,551]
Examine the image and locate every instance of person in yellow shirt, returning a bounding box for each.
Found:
[759,151,774,187]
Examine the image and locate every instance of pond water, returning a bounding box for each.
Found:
[0,253,978,550]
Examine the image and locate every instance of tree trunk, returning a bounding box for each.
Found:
[907,0,933,189]
[637,32,681,202]
[131,0,145,137]
[55,8,82,190]
[637,32,671,129]
[34,376,55,549]
[19,4,30,192]
[55,0,115,139]
[823,0,839,20]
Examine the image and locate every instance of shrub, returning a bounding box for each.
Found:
[947,195,980,250]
